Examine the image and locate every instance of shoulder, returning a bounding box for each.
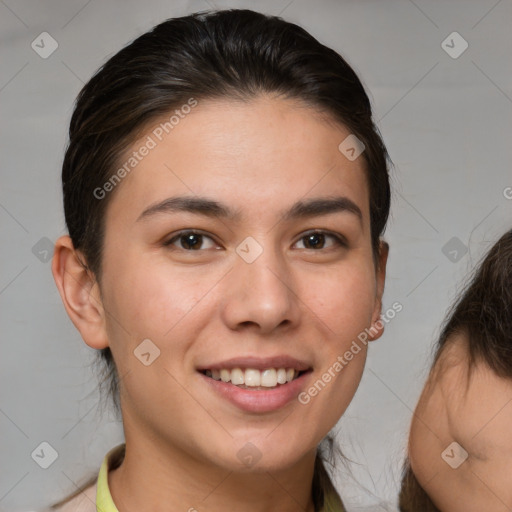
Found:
[50,480,97,512]
[28,444,125,512]
[47,443,125,512]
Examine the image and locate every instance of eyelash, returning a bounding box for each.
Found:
[162,229,347,252]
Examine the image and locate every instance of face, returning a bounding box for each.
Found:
[409,332,512,511]
[73,95,387,472]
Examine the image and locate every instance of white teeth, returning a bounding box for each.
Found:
[245,368,261,387]
[204,367,301,387]
[260,368,277,387]
[231,368,244,385]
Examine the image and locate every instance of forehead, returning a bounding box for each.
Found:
[105,95,370,225]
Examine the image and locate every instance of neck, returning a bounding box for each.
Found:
[108,432,318,512]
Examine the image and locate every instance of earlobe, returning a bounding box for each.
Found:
[368,240,389,342]
[51,235,109,349]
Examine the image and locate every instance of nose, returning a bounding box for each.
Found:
[220,242,302,335]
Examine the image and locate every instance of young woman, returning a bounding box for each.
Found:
[49,8,392,512]
[399,228,512,511]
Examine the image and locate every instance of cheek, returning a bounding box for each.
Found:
[100,259,208,417]
[104,254,212,342]
[296,260,376,423]
[300,258,377,338]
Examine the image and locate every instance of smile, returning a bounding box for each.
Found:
[201,367,303,389]
[198,367,313,413]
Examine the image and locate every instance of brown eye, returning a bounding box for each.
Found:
[164,231,217,251]
[294,230,346,250]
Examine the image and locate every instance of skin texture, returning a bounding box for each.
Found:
[52,95,388,512]
[409,333,512,511]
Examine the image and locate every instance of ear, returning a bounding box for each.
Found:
[368,240,389,342]
[51,235,109,349]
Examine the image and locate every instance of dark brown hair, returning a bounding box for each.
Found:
[54,8,392,510]
[398,228,512,511]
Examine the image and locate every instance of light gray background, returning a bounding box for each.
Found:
[1,0,511,511]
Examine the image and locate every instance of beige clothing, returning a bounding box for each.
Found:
[52,481,96,512]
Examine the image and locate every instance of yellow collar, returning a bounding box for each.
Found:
[96,443,125,512]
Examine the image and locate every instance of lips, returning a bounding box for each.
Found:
[196,355,312,373]
[196,355,313,412]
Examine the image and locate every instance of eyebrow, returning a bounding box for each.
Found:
[136,195,363,225]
